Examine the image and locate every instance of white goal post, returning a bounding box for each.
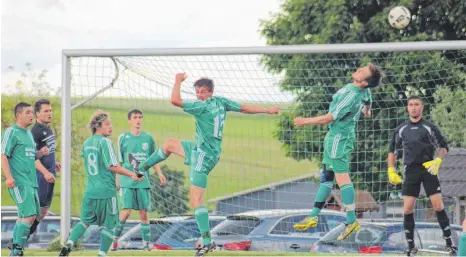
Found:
[60,40,466,244]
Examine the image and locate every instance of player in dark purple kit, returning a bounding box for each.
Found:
[29,99,61,238]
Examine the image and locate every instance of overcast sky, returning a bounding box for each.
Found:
[1,0,282,97]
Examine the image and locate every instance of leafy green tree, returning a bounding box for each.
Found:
[149,165,189,215]
[431,88,466,147]
[260,0,466,200]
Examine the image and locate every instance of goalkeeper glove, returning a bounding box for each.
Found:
[422,157,442,176]
[388,167,402,185]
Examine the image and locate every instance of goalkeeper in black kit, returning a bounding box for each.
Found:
[386,95,457,256]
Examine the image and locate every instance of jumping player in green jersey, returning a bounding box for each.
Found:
[1,102,56,256]
[138,73,279,256]
[293,64,384,241]
[59,110,143,257]
[112,109,167,251]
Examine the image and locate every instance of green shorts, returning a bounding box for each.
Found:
[120,188,151,211]
[8,186,40,218]
[81,196,118,229]
[322,133,355,173]
[181,140,219,188]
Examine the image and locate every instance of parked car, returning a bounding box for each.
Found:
[1,206,56,217]
[1,216,79,249]
[210,209,347,252]
[312,221,463,254]
[79,220,139,249]
[117,216,195,250]
[154,216,225,250]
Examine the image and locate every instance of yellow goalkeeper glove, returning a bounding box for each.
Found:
[422,157,442,176]
[388,167,402,185]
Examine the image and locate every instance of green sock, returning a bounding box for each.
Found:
[13,221,31,253]
[141,223,151,249]
[459,232,466,256]
[195,206,211,245]
[340,183,356,224]
[68,222,88,247]
[140,148,167,171]
[309,181,334,217]
[12,222,18,243]
[114,220,126,238]
[98,227,114,256]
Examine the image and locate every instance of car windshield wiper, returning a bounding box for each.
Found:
[319,241,336,246]
[216,232,233,236]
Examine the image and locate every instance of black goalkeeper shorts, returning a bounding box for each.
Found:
[402,165,441,198]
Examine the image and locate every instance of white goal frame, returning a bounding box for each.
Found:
[60,40,466,243]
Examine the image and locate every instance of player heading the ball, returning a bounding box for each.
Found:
[293,63,384,241]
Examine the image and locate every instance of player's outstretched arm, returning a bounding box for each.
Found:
[36,160,55,183]
[387,152,396,169]
[109,164,142,181]
[240,105,279,115]
[387,128,402,185]
[154,164,167,185]
[1,155,15,188]
[294,113,333,127]
[170,73,187,108]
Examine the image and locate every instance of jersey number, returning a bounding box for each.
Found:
[213,114,225,139]
[87,153,98,176]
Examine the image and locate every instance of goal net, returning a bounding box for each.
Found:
[62,42,466,253]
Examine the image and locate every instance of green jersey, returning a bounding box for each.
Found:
[182,96,242,157]
[328,83,372,137]
[1,125,38,187]
[81,134,119,199]
[117,132,155,188]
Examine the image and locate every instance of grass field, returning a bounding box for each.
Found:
[0,249,322,256]
[1,97,317,217]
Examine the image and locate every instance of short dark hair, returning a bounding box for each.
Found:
[193,78,214,91]
[407,95,424,105]
[34,99,51,113]
[127,109,143,120]
[366,63,385,88]
[14,102,31,119]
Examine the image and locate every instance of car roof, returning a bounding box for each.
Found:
[1,206,18,211]
[149,215,195,223]
[229,209,344,219]
[360,220,462,230]
[174,216,226,223]
[1,206,57,216]
[0,216,80,221]
[149,215,226,223]
[124,219,139,224]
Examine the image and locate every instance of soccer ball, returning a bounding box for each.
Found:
[388,6,411,29]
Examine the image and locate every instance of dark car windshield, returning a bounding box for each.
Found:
[119,221,173,242]
[319,223,385,247]
[212,216,261,236]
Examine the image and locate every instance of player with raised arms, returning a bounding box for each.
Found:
[138,73,279,256]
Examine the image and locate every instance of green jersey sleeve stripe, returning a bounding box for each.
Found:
[331,91,356,119]
[1,127,14,154]
[117,134,124,163]
[184,105,205,111]
[105,138,118,165]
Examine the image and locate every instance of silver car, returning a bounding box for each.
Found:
[210,209,346,252]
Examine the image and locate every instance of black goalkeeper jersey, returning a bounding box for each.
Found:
[389,119,448,167]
